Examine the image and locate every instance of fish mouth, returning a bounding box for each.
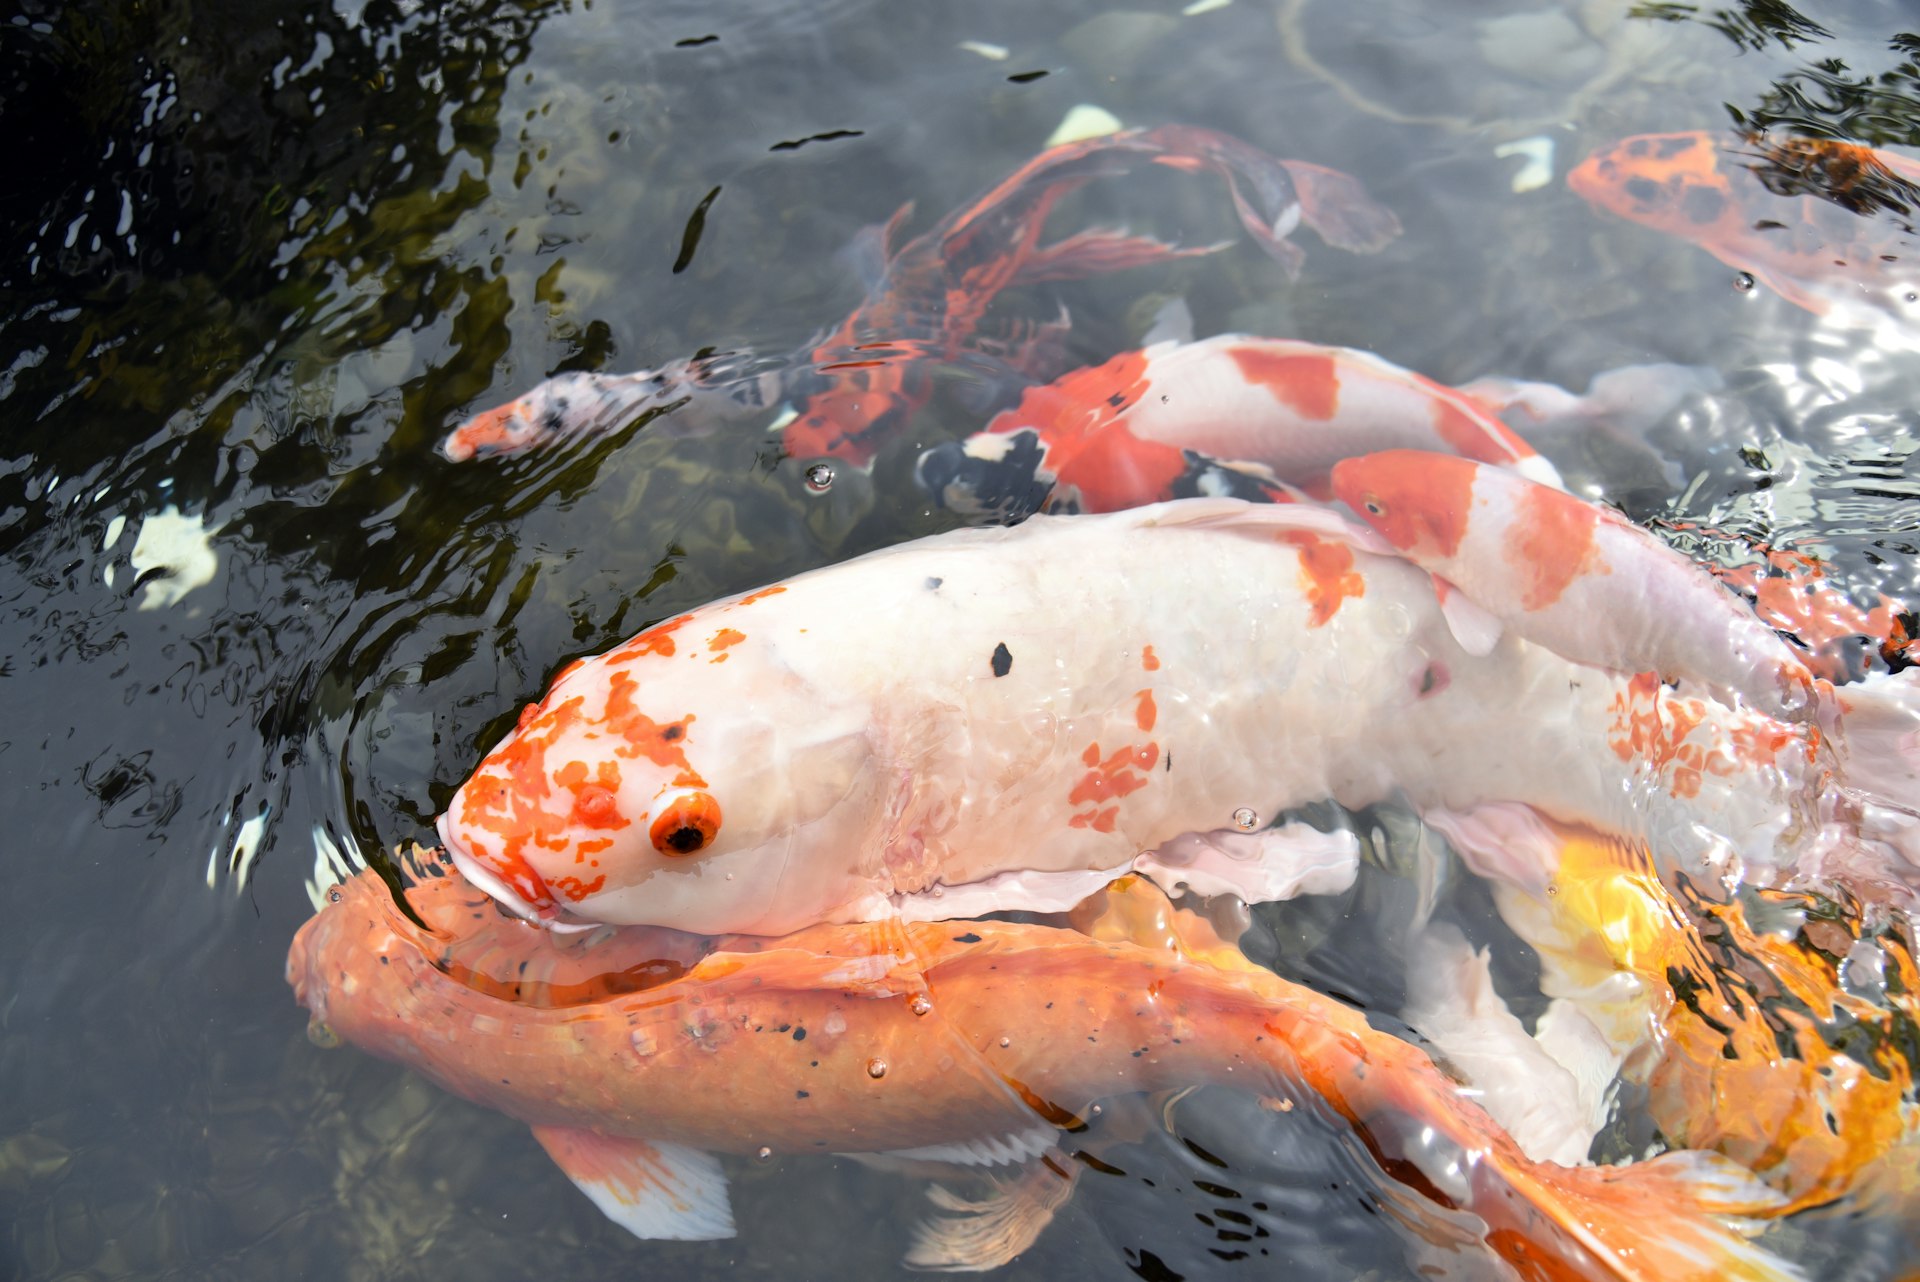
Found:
[437,811,554,925]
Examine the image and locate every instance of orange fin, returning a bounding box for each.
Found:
[1013,228,1231,284]
[1278,158,1404,253]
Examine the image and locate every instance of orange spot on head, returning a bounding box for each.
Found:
[1226,345,1340,421]
[603,672,706,787]
[1330,451,1474,558]
[1082,742,1101,767]
[1141,644,1159,671]
[1134,688,1158,732]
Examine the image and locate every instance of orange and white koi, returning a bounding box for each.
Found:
[291,852,1804,1279]
[1568,130,1920,326]
[436,496,1835,935]
[915,334,1561,518]
[1329,449,1815,712]
[441,125,1401,465]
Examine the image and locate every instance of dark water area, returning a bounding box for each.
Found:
[4,0,1920,1278]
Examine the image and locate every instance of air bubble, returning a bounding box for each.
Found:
[998,1035,1012,1048]
[306,1018,341,1049]
[756,1146,773,1161]
[804,462,834,492]
[866,1057,889,1079]
[327,886,342,903]
[1733,271,1756,293]
[1232,807,1259,831]
[909,994,932,1016]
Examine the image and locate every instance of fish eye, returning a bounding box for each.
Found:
[649,791,723,857]
[1363,499,1385,516]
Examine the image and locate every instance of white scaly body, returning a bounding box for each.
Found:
[439,499,1818,935]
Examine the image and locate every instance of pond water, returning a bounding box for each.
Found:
[4,0,1920,1278]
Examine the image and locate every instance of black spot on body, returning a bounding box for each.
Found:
[792,1027,807,1041]
[662,724,684,740]
[1681,182,1726,225]
[953,931,982,943]
[1623,176,1662,206]
[925,576,943,590]
[1626,138,1652,157]
[990,642,1012,677]
[796,1089,810,1099]
[1654,135,1698,159]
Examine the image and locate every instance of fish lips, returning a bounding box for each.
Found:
[437,810,558,926]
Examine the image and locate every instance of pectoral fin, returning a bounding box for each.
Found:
[530,1125,735,1241]
[903,1149,1080,1272]
[1133,820,1360,903]
[1434,576,1503,656]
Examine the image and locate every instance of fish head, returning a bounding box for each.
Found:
[438,599,892,934]
[1330,450,1473,560]
[1566,132,1740,243]
[915,428,1058,519]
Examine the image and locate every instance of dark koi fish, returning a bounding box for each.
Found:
[441,125,1402,466]
[1568,130,1920,325]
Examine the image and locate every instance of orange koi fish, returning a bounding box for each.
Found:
[291,852,1803,1279]
[441,125,1401,465]
[915,334,1561,519]
[1568,130,1920,324]
[435,496,1848,936]
[1423,804,1920,1213]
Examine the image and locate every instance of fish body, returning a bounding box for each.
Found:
[437,497,1816,935]
[1568,130,1920,324]
[291,855,1802,1279]
[1330,449,1812,712]
[441,126,1401,465]
[916,334,1561,518]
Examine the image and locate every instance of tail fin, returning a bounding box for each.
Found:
[1489,1148,1805,1282]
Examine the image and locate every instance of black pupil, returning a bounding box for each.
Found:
[666,826,706,853]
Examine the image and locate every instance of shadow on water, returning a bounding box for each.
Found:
[4,0,1920,1278]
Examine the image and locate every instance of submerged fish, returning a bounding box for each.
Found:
[291,852,1804,1279]
[1567,130,1920,325]
[436,497,1848,935]
[915,334,1561,518]
[441,125,1402,466]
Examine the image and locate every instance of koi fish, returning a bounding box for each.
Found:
[290,851,1804,1279]
[1567,130,1920,325]
[1329,450,1920,813]
[441,125,1402,465]
[1424,804,1920,1212]
[1329,449,1814,709]
[436,496,1840,935]
[915,334,1561,518]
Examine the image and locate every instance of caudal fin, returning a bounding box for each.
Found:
[1490,1147,1804,1282]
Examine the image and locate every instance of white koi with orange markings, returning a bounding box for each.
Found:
[439,497,1839,936]
[916,334,1561,518]
[1330,449,1814,714]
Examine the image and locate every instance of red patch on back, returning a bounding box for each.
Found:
[1141,644,1159,671]
[1425,389,1526,466]
[1507,482,1601,610]
[738,585,787,606]
[1282,531,1366,626]
[1134,689,1157,731]
[708,627,745,651]
[1227,345,1339,421]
